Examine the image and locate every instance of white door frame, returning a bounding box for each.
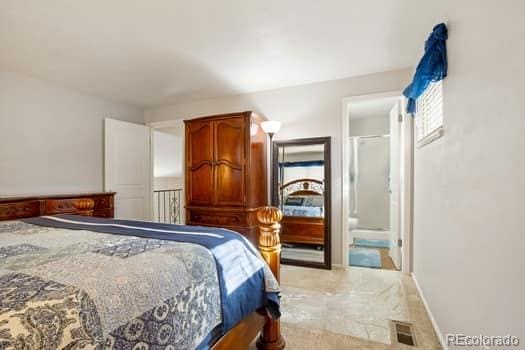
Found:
[341,91,414,273]
[147,119,186,222]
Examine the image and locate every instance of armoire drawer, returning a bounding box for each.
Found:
[187,209,246,227]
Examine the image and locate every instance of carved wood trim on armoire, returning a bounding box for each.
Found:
[184,111,268,244]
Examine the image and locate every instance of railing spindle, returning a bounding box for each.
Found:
[153,189,183,225]
[157,192,160,222]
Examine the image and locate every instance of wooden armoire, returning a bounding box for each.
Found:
[184,111,268,244]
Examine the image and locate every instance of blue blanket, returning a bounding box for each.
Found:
[23,215,280,338]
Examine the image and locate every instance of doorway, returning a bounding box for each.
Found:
[104,118,185,223]
[150,120,185,224]
[341,93,413,272]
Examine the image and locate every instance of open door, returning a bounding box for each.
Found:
[399,99,414,273]
[389,101,402,269]
[105,118,152,220]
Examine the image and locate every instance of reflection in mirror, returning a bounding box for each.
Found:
[273,137,331,269]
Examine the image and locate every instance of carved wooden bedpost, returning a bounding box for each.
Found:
[72,198,95,216]
[256,206,285,350]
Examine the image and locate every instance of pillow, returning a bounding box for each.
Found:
[303,195,324,207]
[285,196,304,206]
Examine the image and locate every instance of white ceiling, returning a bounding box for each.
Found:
[0,1,445,107]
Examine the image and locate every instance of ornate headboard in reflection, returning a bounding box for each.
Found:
[281,178,324,197]
[278,177,325,248]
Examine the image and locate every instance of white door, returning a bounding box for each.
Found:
[389,101,402,269]
[399,100,413,273]
[105,118,152,220]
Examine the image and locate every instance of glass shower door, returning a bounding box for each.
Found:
[350,136,390,231]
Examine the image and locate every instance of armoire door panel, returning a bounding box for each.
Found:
[190,164,214,204]
[215,119,245,166]
[216,163,245,205]
[189,123,213,165]
[214,118,246,206]
[187,121,214,205]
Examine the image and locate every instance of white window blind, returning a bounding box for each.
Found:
[415,80,443,147]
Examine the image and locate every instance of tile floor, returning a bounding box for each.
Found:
[274,265,442,349]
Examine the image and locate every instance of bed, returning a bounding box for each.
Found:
[0,194,285,350]
[279,179,325,246]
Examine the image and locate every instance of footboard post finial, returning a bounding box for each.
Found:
[256,206,285,350]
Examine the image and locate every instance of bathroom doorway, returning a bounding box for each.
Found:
[349,134,395,269]
[342,93,413,272]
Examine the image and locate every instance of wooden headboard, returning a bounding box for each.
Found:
[281,178,324,197]
[0,192,116,221]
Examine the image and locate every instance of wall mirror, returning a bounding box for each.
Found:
[272,137,331,269]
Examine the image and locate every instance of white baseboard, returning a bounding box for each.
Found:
[411,273,448,350]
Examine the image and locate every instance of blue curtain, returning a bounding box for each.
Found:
[403,23,448,114]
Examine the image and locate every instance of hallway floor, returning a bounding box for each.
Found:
[348,244,399,271]
[376,247,398,270]
[274,265,442,349]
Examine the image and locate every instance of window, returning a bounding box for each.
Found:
[415,80,444,147]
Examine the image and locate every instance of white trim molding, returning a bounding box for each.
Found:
[417,126,444,148]
[341,91,412,272]
[411,273,448,350]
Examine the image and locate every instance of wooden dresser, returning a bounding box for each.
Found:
[0,192,115,221]
[184,111,268,244]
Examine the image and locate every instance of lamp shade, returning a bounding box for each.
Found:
[261,120,282,135]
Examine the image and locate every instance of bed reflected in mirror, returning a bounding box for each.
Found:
[272,137,331,269]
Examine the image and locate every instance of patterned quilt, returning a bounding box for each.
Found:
[0,219,236,349]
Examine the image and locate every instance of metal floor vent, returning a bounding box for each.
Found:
[392,320,416,346]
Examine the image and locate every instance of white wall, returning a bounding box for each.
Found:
[0,71,144,196]
[349,115,390,137]
[353,137,390,230]
[153,177,184,191]
[412,1,525,346]
[280,150,325,184]
[145,68,412,265]
[153,130,183,178]
[283,167,324,185]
